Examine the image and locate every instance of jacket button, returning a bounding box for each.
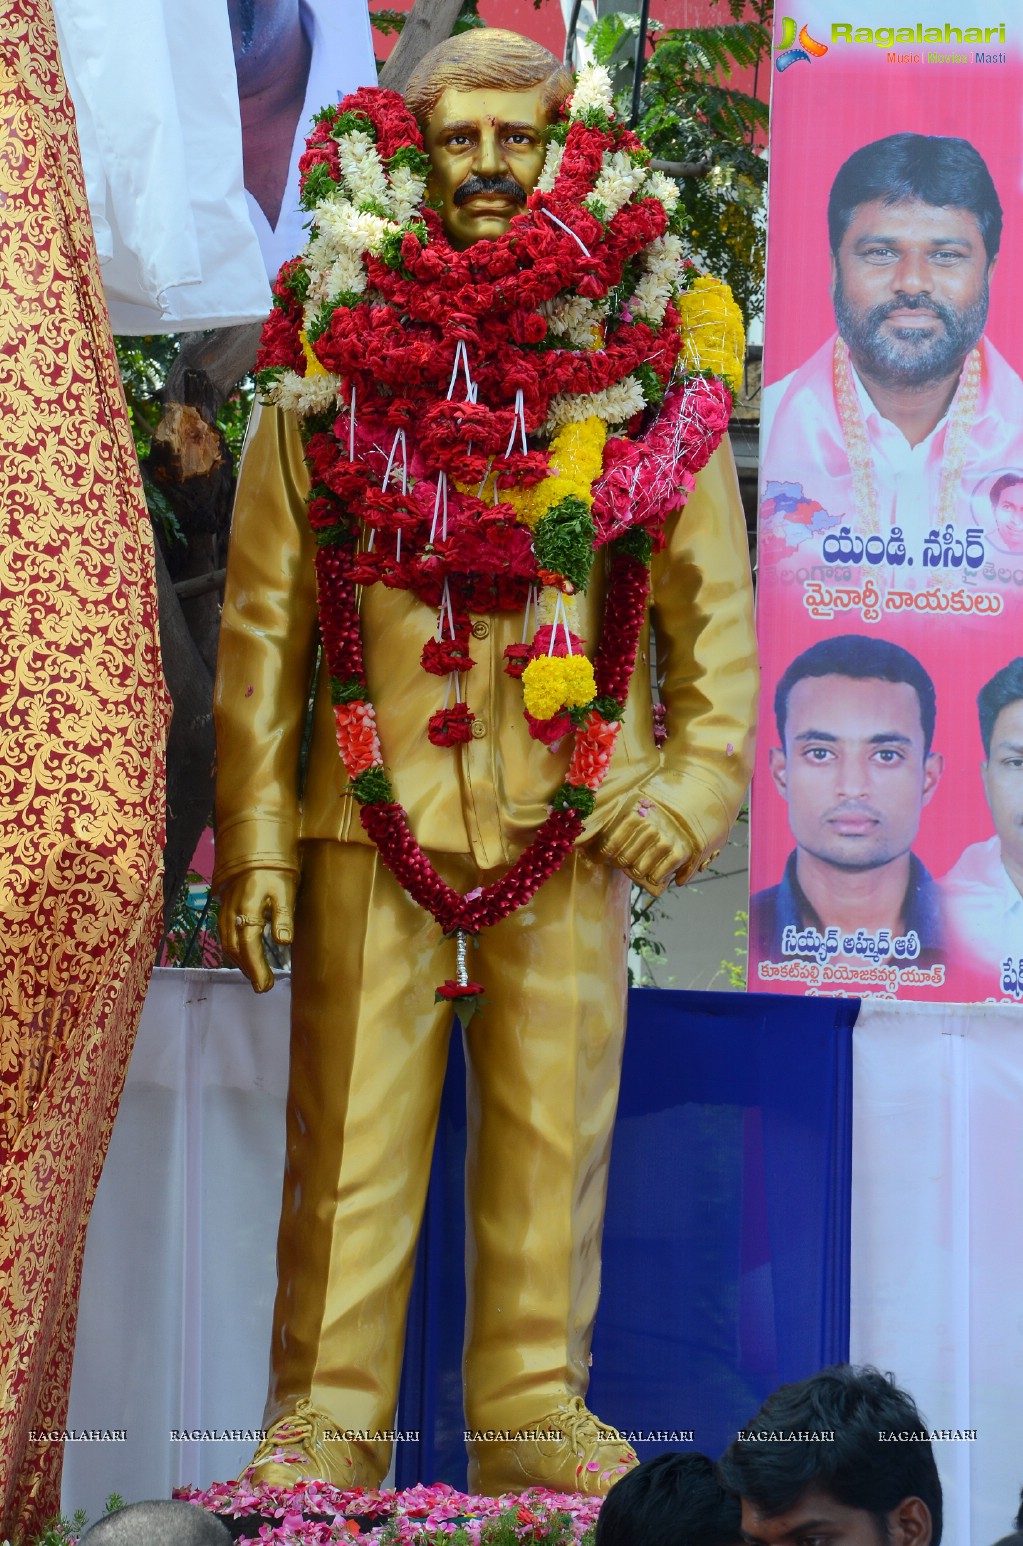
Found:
[471,619,490,639]
[470,719,487,739]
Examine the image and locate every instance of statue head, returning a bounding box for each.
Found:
[404,29,572,250]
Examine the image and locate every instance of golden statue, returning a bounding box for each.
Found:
[213,27,757,1495]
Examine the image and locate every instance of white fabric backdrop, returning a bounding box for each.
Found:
[66,975,1023,1540]
[62,969,291,1522]
[850,999,1023,1546]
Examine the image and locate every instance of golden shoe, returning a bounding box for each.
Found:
[466,1396,638,1497]
[242,1399,387,1489]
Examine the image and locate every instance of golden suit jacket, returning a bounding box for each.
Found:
[213,403,758,892]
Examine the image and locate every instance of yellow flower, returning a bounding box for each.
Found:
[465,417,607,529]
[522,653,597,719]
[676,276,745,395]
[300,330,327,378]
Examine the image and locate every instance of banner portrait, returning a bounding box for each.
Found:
[749,1,1023,1003]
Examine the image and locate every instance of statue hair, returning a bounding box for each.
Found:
[404,29,572,126]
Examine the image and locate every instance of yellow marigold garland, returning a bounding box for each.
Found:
[676,276,745,396]
[521,653,598,720]
[470,417,607,530]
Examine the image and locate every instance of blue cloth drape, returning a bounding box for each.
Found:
[395,988,856,1488]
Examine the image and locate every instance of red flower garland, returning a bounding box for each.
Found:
[253,86,735,999]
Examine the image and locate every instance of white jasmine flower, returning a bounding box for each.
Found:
[274,369,342,420]
[336,131,390,210]
[539,293,603,348]
[544,374,646,433]
[645,170,680,215]
[569,64,614,118]
[388,165,427,224]
[536,141,564,194]
[587,150,647,220]
[630,234,683,324]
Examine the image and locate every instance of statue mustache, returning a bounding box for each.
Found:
[454,175,527,207]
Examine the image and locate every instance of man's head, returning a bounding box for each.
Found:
[719,1364,942,1545]
[770,635,941,872]
[989,473,1023,554]
[977,659,1023,876]
[81,1500,233,1544]
[404,30,571,250]
[595,1452,743,1546]
[827,134,1001,389]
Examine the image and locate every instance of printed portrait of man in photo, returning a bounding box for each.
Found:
[751,634,945,969]
[759,132,1023,560]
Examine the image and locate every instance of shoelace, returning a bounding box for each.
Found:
[253,1401,322,1463]
[550,1397,626,1451]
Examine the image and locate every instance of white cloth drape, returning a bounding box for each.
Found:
[850,999,1023,1546]
[61,970,291,1523]
[52,0,270,331]
[51,0,376,333]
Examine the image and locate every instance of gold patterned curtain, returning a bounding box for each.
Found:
[0,2,169,1537]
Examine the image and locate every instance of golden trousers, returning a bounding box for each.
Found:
[266,838,632,1436]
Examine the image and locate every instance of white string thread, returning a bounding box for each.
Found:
[447,338,475,401]
[348,385,357,461]
[540,205,592,256]
[429,472,449,544]
[504,388,528,458]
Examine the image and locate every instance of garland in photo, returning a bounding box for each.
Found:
[254,65,744,1009]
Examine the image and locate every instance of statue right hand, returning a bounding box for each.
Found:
[219,869,297,994]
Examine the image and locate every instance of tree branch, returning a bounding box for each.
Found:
[378,0,465,92]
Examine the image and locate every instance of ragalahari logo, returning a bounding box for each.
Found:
[776,18,828,70]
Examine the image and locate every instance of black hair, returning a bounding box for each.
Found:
[718,1365,942,1544]
[990,473,1023,511]
[774,634,937,755]
[81,1500,233,1544]
[595,1452,742,1546]
[828,133,1002,263]
[977,658,1023,757]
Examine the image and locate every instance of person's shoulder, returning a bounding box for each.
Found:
[979,336,1023,400]
[941,834,1001,891]
[761,336,837,441]
[749,882,782,956]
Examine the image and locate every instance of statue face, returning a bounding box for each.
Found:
[423,86,550,250]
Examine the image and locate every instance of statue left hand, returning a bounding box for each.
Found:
[596,797,696,896]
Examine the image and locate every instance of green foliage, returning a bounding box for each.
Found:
[719,906,749,988]
[554,783,597,817]
[29,1508,88,1546]
[163,870,223,968]
[330,676,368,704]
[352,766,394,804]
[299,159,339,211]
[629,882,669,986]
[369,8,406,37]
[589,4,771,324]
[533,497,596,590]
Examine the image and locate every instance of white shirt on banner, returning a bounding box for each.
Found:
[52,0,375,334]
[942,833,1023,974]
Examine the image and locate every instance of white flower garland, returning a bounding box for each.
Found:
[263,64,688,440]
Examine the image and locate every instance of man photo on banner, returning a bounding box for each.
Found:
[981,470,1023,557]
[751,634,945,970]
[759,132,1023,563]
[229,0,374,279]
[942,658,1023,985]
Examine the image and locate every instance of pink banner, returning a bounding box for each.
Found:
[749,4,1023,1003]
